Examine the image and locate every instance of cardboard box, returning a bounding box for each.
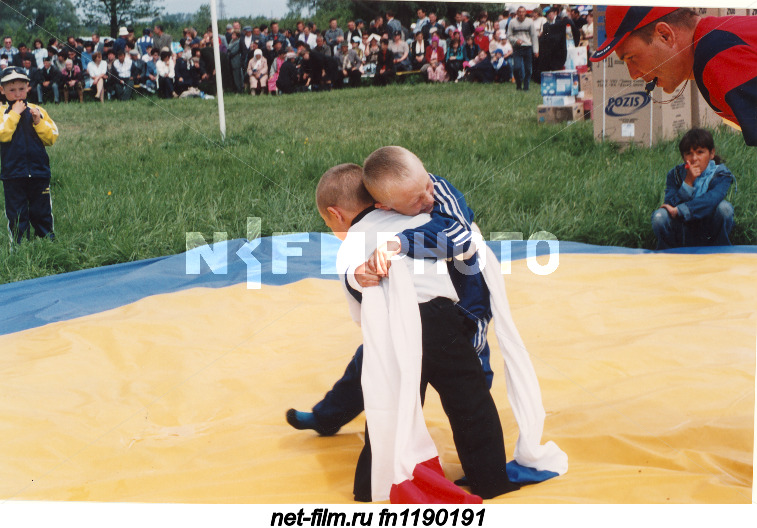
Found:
[543,95,576,106]
[579,71,592,100]
[592,6,692,147]
[537,103,584,124]
[565,45,588,70]
[583,98,593,120]
[541,70,580,96]
[691,88,723,129]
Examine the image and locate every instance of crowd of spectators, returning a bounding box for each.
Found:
[0,5,593,102]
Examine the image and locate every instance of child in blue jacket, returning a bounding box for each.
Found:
[652,128,735,249]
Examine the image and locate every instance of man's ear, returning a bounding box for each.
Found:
[654,22,676,46]
[374,202,392,211]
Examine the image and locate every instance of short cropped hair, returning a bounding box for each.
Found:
[316,163,373,215]
[633,8,699,44]
[363,146,421,197]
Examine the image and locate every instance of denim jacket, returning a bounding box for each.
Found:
[664,162,734,222]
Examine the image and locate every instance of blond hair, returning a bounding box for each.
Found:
[316,163,373,215]
[362,146,422,198]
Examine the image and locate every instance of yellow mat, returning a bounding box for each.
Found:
[1,253,754,503]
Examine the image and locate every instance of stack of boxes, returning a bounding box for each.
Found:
[537,45,593,124]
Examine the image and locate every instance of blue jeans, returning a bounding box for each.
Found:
[652,200,734,249]
[512,46,533,90]
[36,83,59,104]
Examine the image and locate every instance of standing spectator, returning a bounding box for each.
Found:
[423,12,444,43]
[345,20,361,44]
[33,57,60,104]
[415,8,430,36]
[113,27,129,55]
[538,7,580,73]
[298,25,317,49]
[374,38,395,86]
[19,56,37,97]
[460,12,475,39]
[247,49,268,95]
[581,12,594,44]
[371,16,386,38]
[112,49,133,101]
[268,21,286,46]
[241,26,255,77]
[227,30,244,93]
[60,59,84,103]
[87,51,108,101]
[507,6,539,91]
[426,56,448,82]
[335,41,361,88]
[91,32,104,53]
[137,29,153,56]
[224,24,234,45]
[32,39,48,69]
[445,33,464,81]
[385,11,403,40]
[152,25,172,54]
[276,52,300,94]
[388,32,411,72]
[80,42,94,72]
[325,18,344,49]
[2,37,19,64]
[47,38,61,59]
[156,50,177,98]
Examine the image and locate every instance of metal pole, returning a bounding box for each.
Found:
[210,0,227,141]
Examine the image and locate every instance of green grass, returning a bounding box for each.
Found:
[1,82,755,284]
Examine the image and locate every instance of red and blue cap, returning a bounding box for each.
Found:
[590,6,679,61]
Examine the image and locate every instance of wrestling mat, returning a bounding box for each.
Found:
[1,235,754,504]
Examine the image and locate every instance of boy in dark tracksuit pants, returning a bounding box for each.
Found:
[0,67,59,243]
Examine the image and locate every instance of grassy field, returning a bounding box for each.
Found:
[1,81,755,284]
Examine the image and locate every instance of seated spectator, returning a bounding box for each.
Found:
[423,35,445,74]
[410,31,426,70]
[491,48,512,82]
[33,56,60,104]
[144,49,159,93]
[373,38,395,86]
[445,33,465,81]
[103,49,118,97]
[363,36,379,76]
[86,51,108,101]
[465,50,495,83]
[156,50,178,98]
[248,49,268,95]
[463,34,480,61]
[335,41,361,88]
[129,49,147,88]
[54,51,67,73]
[60,59,84,103]
[276,51,300,94]
[426,56,448,82]
[111,49,133,101]
[19,55,38,96]
[388,32,411,72]
[11,44,29,67]
[473,26,490,55]
[268,48,287,95]
[652,128,735,249]
[350,37,364,64]
[32,39,48,69]
[81,42,94,72]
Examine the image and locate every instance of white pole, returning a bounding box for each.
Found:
[210,0,227,141]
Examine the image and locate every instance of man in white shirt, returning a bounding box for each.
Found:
[112,49,133,101]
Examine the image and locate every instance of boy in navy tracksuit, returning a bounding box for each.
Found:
[288,146,495,435]
[0,67,59,243]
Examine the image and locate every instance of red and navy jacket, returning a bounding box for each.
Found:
[693,16,757,146]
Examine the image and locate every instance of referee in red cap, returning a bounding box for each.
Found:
[590,6,757,146]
